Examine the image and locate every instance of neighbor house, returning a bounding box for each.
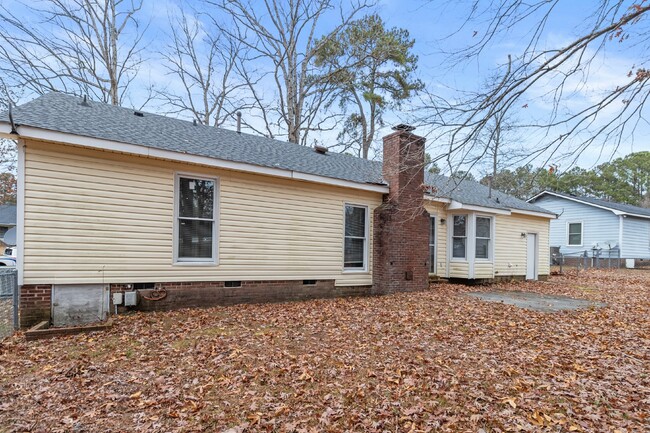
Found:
[528,191,650,263]
[0,93,554,328]
[0,204,16,249]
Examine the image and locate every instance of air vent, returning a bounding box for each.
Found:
[314,145,328,154]
[225,281,241,288]
[134,111,144,117]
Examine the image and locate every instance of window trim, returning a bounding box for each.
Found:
[342,203,369,273]
[451,214,469,261]
[566,220,583,247]
[429,215,437,274]
[173,172,219,265]
[474,215,493,261]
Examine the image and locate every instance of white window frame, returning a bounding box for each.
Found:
[173,172,219,265]
[343,203,369,273]
[451,214,469,261]
[429,215,437,274]
[474,215,493,261]
[567,221,583,247]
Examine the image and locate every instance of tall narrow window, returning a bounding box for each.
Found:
[568,222,582,246]
[344,205,367,270]
[176,175,216,262]
[452,215,467,259]
[429,216,436,273]
[475,216,492,259]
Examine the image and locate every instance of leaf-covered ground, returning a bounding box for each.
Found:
[1,269,649,432]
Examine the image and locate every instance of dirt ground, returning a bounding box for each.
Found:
[0,269,648,432]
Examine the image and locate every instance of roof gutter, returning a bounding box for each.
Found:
[0,122,389,194]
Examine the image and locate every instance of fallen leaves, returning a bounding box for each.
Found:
[0,269,648,432]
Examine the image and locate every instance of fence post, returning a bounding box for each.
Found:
[12,270,18,331]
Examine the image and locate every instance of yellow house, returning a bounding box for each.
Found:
[0,93,554,328]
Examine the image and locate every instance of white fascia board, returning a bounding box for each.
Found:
[619,212,650,220]
[424,195,451,203]
[447,199,511,215]
[510,209,557,219]
[0,123,389,194]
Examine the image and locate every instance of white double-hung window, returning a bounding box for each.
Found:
[475,216,492,259]
[567,222,582,246]
[344,204,368,270]
[452,215,468,259]
[175,174,218,263]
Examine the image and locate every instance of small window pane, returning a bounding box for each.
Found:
[429,246,436,273]
[345,206,366,237]
[179,178,214,219]
[178,220,213,258]
[344,238,365,268]
[569,233,581,245]
[476,217,491,238]
[452,238,466,258]
[453,215,466,236]
[476,238,489,259]
[568,223,582,245]
[430,217,436,244]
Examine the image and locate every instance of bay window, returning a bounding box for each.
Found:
[475,216,492,259]
[452,215,467,259]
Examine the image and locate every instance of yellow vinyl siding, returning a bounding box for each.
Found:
[23,140,382,286]
[494,213,550,277]
[425,202,550,279]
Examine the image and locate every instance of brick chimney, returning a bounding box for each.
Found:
[373,125,429,294]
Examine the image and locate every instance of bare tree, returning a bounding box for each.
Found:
[211,0,372,145]
[0,0,148,106]
[420,1,650,170]
[158,9,252,127]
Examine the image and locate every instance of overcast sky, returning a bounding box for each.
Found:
[5,0,650,175]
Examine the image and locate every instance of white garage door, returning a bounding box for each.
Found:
[52,284,109,327]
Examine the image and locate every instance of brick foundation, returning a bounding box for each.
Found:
[373,127,429,294]
[110,280,372,312]
[19,284,52,328]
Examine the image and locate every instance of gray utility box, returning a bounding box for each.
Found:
[124,291,138,306]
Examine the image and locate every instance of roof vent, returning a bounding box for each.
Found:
[314,145,328,154]
[79,95,90,107]
[193,119,197,126]
[392,124,415,132]
[134,111,144,117]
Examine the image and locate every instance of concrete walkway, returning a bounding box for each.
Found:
[466,290,605,312]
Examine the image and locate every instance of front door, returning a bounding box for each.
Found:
[52,284,109,327]
[526,233,538,280]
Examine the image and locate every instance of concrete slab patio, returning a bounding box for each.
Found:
[466,290,605,312]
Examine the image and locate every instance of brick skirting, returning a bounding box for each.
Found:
[110,280,372,312]
[19,284,52,329]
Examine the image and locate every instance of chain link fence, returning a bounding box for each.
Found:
[0,268,18,338]
[551,247,622,273]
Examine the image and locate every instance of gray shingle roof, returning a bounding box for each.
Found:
[531,191,650,218]
[1,93,553,216]
[426,173,555,215]
[0,205,16,226]
[0,93,384,185]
